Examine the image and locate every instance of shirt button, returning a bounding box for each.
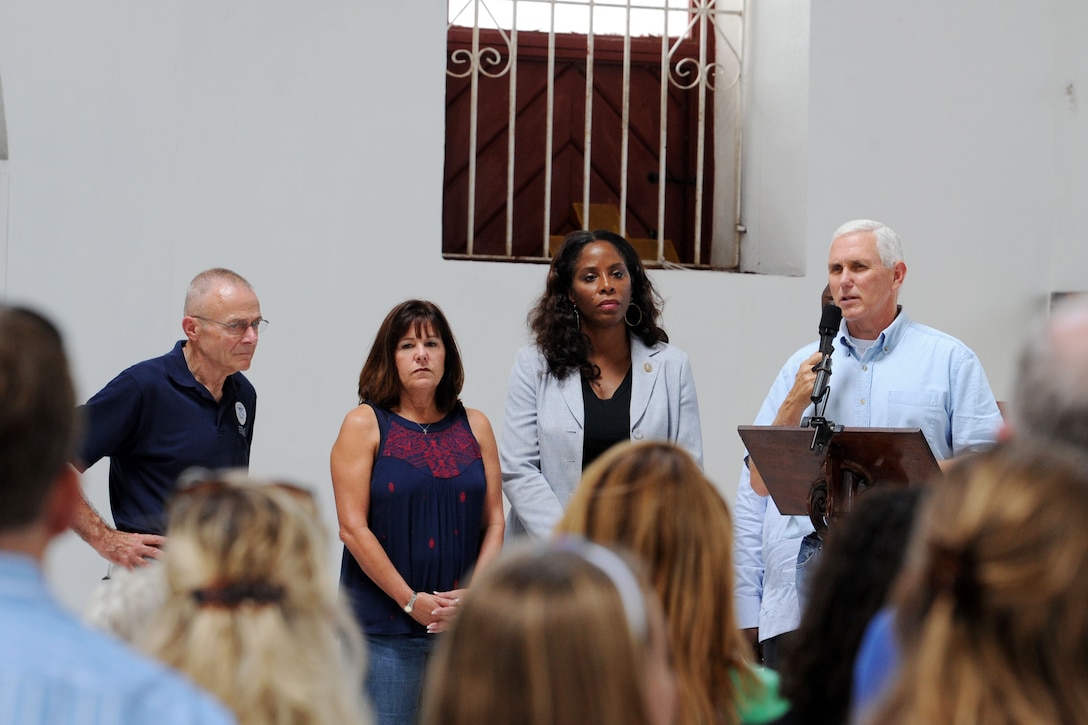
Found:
[643,362,653,373]
[633,429,644,440]
[860,398,867,405]
[862,365,868,371]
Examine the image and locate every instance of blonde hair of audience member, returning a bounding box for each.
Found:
[420,542,676,725]
[867,441,1088,725]
[144,472,372,725]
[84,563,166,642]
[556,441,758,725]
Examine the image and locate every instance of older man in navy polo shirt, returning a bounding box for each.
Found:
[72,268,264,568]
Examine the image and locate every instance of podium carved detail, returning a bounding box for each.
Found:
[807,447,874,536]
[737,425,940,535]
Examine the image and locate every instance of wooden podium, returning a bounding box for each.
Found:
[738,425,940,535]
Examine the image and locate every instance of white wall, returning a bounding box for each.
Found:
[739,0,810,275]
[0,0,1083,614]
[1051,0,1088,289]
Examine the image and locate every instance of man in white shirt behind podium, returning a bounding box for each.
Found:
[732,219,1003,667]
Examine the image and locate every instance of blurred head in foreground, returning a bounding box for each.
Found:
[420,540,676,725]
[557,440,760,725]
[145,471,372,725]
[868,441,1088,725]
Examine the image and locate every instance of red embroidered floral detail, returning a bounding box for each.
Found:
[388,482,395,492]
[382,419,482,478]
[459,491,467,503]
[428,538,436,549]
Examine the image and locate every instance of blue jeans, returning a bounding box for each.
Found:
[365,634,436,725]
[795,532,824,613]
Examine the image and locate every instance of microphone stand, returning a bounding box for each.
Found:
[802,351,842,454]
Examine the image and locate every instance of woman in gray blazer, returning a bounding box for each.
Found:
[501,230,703,541]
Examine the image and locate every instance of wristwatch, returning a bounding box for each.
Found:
[403,591,419,614]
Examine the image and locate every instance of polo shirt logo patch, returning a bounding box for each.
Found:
[235,402,247,426]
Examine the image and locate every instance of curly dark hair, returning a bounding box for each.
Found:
[777,486,926,725]
[528,230,667,381]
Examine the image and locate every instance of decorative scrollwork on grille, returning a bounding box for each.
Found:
[448,1,514,79]
[448,44,513,79]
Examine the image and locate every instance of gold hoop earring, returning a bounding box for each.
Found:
[625,303,643,327]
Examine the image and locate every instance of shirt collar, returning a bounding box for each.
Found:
[166,340,237,399]
[166,340,198,388]
[838,306,911,358]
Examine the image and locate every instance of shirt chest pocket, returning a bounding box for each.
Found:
[885,390,944,436]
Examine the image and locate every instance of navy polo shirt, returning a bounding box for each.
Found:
[77,340,256,535]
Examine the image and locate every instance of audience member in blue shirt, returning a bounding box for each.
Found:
[777,487,924,725]
[71,268,263,569]
[0,305,235,725]
[850,607,901,718]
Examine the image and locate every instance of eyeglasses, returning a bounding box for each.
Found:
[192,315,269,336]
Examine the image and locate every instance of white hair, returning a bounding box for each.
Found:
[1012,295,1088,449]
[832,219,904,269]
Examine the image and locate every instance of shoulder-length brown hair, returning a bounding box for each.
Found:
[556,440,756,725]
[356,300,464,412]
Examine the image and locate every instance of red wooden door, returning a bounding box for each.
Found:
[444,28,714,264]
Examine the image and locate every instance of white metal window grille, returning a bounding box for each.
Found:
[445,0,744,269]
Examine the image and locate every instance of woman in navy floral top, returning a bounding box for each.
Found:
[331,300,505,725]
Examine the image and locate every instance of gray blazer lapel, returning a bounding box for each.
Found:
[630,337,660,426]
[558,367,585,428]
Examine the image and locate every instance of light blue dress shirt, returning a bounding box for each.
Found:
[0,552,235,725]
[733,310,1002,641]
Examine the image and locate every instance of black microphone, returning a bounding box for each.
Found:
[810,303,842,406]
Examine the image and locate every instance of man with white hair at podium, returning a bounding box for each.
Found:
[733,219,1002,668]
